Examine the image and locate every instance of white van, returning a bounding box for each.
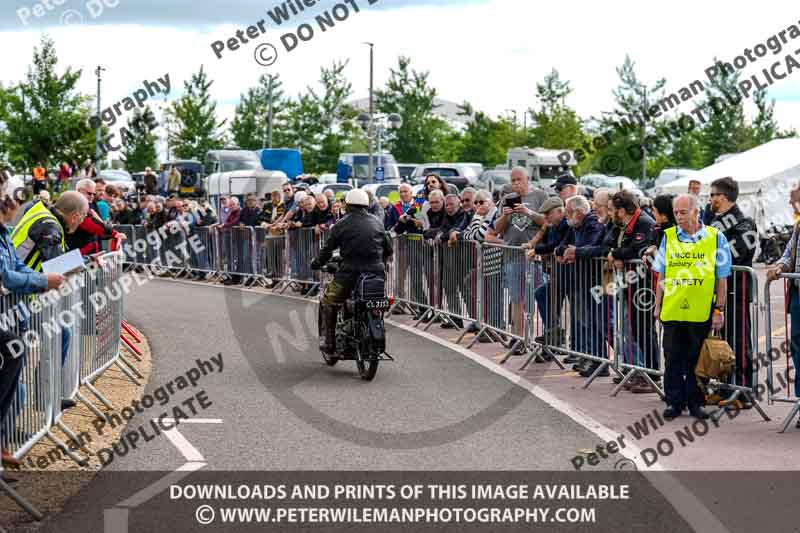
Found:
[506,147,577,188]
[205,170,287,214]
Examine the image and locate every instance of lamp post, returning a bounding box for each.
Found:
[357,112,402,184]
[363,42,375,180]
[94,66,106,162]
[16,84,28,175]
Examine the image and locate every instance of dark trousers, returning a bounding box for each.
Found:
[0,355,24,424]
[630,303,660,371]
[723,296,753,389]
[662,321,711,410]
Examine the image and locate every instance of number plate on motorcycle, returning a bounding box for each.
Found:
[365,299,390,309]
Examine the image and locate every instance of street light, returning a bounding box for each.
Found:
[95,66,106,162]
[356,112,403,183]
[363,42,375,179]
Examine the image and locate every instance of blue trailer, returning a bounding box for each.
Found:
[257,148,303,180]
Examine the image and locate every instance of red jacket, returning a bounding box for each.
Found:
[66,209,118,255]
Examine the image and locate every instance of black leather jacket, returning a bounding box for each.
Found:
[316,208,393,285]
[28,209,69,264]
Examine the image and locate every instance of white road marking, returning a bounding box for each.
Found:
[103,418,223,532]
[160,419,222,462]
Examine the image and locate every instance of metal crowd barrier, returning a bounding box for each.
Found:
[254,227,287,286]
[473,244,530,360]
[764,273,800,432]
[187,225,215,276]
[610,259,664,397]
[0,251,128,462]
[114,221,782,427]
[426,240,479,331]
[708,266,769,420]
[279,228,322,295]
[0,291,58,461]
[392,235,435,319]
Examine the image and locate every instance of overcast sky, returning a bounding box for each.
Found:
[2,0,799,161]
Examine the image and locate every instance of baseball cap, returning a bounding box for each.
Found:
[539,197,564,213]
[552,174,578,191]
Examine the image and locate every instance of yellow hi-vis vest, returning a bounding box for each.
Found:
[11,201,66,272]
[660,225,718,323]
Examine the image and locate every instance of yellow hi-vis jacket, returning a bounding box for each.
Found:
[659,225,717,323]
[11,201,66,272]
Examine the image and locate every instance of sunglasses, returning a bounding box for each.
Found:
[475,200,487,205]
[709,192,723,197]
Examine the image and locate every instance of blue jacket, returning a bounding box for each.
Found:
[0,224,48,294]
[556,212,606,257]
[535,218,570,255]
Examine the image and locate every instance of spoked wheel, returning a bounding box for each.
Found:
[318,306,339,366]
[355,346,379,381]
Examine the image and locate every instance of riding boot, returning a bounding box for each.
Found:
[319,304,338,354]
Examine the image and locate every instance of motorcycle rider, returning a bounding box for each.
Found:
[311,189,393,354]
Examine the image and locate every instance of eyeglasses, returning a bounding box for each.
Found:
[475,200,487,205]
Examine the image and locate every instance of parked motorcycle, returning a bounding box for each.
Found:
[757,223,793,265]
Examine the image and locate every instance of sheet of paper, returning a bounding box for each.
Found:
[41,249,85,275]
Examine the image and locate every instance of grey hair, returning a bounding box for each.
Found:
[565,195,591,214]
[398,183,412,193]
[511,166,529,179]
[461,187,476,197]
[474,189,492,203]
[673,193,699,211]
[445,193,460,203]
[75,178,95,191]
[54,190,88,215]
[428,189,445,201]
[593,188,613,202]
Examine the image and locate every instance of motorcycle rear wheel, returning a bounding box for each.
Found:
[355,337,379,380]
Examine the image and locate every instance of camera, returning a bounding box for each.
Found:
[504,194,521,209]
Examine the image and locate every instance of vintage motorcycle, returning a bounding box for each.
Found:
[314,258,393,381]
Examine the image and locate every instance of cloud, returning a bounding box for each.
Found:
[1,0,798,166]
[1,0,486,29]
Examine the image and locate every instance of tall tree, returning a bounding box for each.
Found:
[594,55,668,180]
[121,105,159,171]
[166,66,226,161]
[3,35,96,172]
[280,60,357,173]
[525,70,584,151]
[747,89,780,147]
[457,104,512,167]
[231,74,286,150]
[697,59,749,166]
[375,56,440,163]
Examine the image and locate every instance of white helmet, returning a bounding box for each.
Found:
[345,189,369,207]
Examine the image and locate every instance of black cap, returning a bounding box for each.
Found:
[552,174,578,190]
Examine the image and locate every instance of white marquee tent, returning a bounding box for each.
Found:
[661,138,800,233]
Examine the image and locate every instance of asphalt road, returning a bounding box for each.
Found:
[43,279,697,533]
